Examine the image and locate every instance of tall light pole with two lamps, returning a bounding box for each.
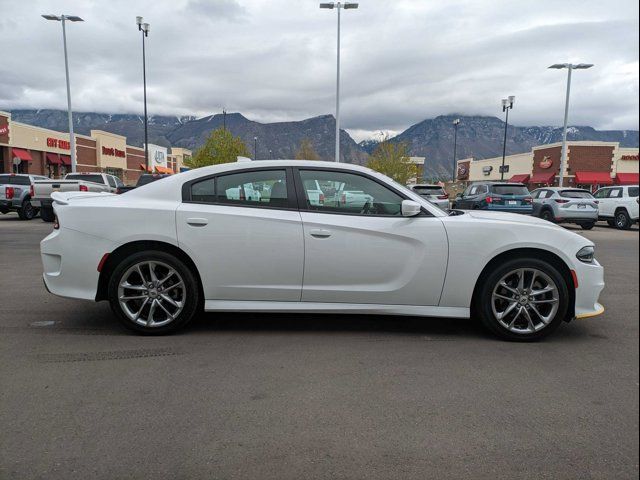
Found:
[319,2,358,162]
[548,63,594,187]
[136,16,151,171]
[42,14,84,173]
[500,96,515,181]
[452,118,460,182]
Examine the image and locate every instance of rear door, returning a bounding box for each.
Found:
[593,188,612,216]
[176,167,304,301]
[295,168,448,306]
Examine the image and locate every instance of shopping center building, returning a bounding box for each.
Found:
[456,141,639,191]
[0,111,191,184]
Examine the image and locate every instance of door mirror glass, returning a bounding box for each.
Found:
[401,200,422,217]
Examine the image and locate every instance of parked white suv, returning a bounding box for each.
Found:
[593,185,639,230]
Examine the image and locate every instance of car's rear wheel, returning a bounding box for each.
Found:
[614,209,631,230]
[540,209,555,223]
[17,199,36,220]
[475,258,569,341]
[108,251,200,334]
[580,222,595,230]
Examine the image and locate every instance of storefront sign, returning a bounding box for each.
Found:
[0,126,8,136]
[47,137,71,150]
[539,156,553,169]
[146,144,168,169]
[621,155,639,161]
[457,165,468,179]
[102,146,126,158]
[482,166,493,175]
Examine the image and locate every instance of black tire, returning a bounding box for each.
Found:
[0,207,9,214]
[580,222,595,230]
[614,209,631,230]
[606,219,616,227]
[40,206,55,223]
[108,250,200,335]
[17,199,36,220]
[540,209,555,223]
[474,257,569,341]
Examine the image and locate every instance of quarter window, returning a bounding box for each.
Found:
[299,170,404,216]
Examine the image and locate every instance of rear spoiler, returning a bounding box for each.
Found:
[51,191,115,206]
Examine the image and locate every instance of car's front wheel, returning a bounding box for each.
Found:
[108,251,200,334]
[475,258,569,341]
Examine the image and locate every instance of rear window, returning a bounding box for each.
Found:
[66,174,105,184]
[413,186,445,196]
[560,190,593,199]
[491,185,530,196]
[0,175,31,185]
[628,187,639,197]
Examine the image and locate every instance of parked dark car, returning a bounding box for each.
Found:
[452,182,533,214]
[117,174,172,194]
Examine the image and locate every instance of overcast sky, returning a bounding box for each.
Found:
[1,0,638,141]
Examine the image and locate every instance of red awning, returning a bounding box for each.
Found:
[509,174,530,183]
[616,173,639,185]
[46,153,62,165]
[530,172,556,184]
[60,155,71,166]
[574,171,614,185]
[139,163,152,172]
[12,148,32,161]
[155,166,173,174]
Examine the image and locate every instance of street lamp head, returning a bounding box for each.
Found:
[508,95,515,105]
[65,16,84,22]
[136,16,143,27]
[502,98,509,107]
[319,2,335,8]
[142,23,150,35]
[574,63,594,69]
[453,118,460,125]
[42,14,62,21]
[344,2,359,8]
[548,63,569,69]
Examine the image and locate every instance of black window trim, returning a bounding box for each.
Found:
[292,166,433,218]
[181,166,299,211]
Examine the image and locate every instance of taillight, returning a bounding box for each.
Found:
[524,197,533,204]
[5,186,14,199]
[438,194,449,200]
[554,199,569,204]
[486,196,495,203]
[53,215,60,230]
[30,184,34,197]
[79,185,88,192]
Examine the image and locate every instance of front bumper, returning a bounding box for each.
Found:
[573,258,605,319]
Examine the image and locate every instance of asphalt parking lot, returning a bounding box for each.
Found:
[1,214,638,480]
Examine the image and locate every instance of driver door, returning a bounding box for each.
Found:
[295,168,448,306]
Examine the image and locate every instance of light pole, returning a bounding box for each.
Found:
[254,137,258,160]
[320,2,359,162]
[452,118,460,182]
[136,16,151,171]
[500,96,515,181]
[42,14,83,173]
[548,63,594,187]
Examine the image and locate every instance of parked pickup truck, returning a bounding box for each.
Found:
[116,173,171,194]
[33,172,122,222]
[0,173,49,220]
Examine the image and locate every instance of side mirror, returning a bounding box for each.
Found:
[401,199,422,217]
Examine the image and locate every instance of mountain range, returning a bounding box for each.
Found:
[5,109,638,178]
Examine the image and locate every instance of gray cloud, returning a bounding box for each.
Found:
[0,0,637,141]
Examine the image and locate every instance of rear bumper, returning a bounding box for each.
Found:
[485,205,533,214]
[41,227,113,301]
[0,199,20,210]
[31,197,53,208]
[556,209,598,222]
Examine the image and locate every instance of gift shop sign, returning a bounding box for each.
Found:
[102,146,126,158]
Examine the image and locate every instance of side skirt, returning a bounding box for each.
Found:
[203,300,470,318]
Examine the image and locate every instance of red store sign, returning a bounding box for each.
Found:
[102,146,126,158]
[0,126,8,136]
[47,137,71,150]
[621,155,639,161]
[539,156,553,169]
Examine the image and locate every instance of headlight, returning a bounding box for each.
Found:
[576,246,595,263]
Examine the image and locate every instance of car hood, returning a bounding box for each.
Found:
[463,210,563,228]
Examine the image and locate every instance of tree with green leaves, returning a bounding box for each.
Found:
[294,138,321,160]
[366,135,416,184]
[185,128,250,168]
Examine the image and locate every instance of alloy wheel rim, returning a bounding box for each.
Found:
[117,261,186,327]
[616,214,626,227]
[491,268,559,334]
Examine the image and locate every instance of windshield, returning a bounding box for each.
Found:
[66,174,105,184]
[491,185,530,196]
[560,190,593,199]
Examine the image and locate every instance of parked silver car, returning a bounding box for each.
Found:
[0,173,49,220]
[531,187,598,230]
[409,184,450,211]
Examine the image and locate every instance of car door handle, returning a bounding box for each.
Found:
[186,218,208,227]
[309,229,332,238]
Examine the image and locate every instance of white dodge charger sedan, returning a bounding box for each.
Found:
[41,160,605,340]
